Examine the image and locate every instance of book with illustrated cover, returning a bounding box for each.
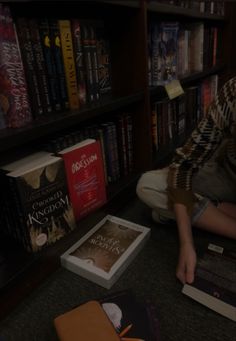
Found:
[1,153,76,252]
[151,21,179,86]
[54,290,161,341]
[182,243,236,322]
[60,215,151,288]
[100,289,161,341]
[58,138,107,222]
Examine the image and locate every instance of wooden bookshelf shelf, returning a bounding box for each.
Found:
[0,0,235,321]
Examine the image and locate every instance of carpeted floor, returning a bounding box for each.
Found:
[0,197,235,341]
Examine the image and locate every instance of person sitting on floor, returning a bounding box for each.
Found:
[136,76,236,284]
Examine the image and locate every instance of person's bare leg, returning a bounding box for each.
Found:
[217,202,236,219]
[194,202,236,239]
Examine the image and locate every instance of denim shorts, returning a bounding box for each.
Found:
[191,161,236,222]
[191,197,210,223]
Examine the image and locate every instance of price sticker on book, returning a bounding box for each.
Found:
[165,79,184,100]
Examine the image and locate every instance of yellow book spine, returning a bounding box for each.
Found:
[58,20,79,110]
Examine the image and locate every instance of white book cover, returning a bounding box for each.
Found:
[60,215,151,288]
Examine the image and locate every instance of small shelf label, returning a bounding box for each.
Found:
[165,80,184,100]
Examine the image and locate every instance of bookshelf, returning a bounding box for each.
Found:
[0,0,235,319]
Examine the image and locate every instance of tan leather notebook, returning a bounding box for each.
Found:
[54,300,121,341]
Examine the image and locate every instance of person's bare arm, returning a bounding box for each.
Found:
[174,203,196,284]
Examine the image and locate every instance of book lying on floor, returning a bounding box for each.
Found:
[182,243,236,322]
[60,215,151,288]
[100,289,161,341]
[54,289,161,341]
[54,300,120,341]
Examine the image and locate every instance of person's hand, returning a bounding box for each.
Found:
[176,243,197,284]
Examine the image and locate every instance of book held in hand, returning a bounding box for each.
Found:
[182,243,236,322]
[60,215,151,288]
[58,138,107,222]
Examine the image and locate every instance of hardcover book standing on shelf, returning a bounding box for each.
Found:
[182,243,236,322]
[59,19,80,110]
[58,138,107,222]
[0,4,32,128]
[60,215,151,288]
[0,152,77,252]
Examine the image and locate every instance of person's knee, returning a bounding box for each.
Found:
[136,173,148,200]
[136,168,169,207]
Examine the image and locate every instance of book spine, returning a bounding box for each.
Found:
[89,22,100,101]
[58,19,80,110]
[71,19,87,106]
[0,106,6,129]
[124,114,134,174]
[0,4,32,128]
[95,20,112,96]
[80,21,98,103]
[38,17,62,112]
[28,18,53,115]
[48,18,69,111]
[115,115,129,177]
[8,176,32,251]
[15,17,44,118]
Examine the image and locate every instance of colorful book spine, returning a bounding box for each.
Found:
[95,20,112,96]
[38,18,62,112]
[15,17,44,118]
[58,19,80,110]
[0,4,32,128]
[28,18,52,115]
[71,19,87,106]
[80,20,99,103]
[49,18,69,111]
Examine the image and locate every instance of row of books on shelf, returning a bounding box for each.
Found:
[157,0,225,15]
[0,3,112,129]
[148,20,220,86]
[44,112,134,184]
[0,112,134,253]
[151,74,218,151]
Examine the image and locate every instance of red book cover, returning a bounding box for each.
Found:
[59,139,107,221]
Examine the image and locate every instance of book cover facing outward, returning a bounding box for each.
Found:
[60,215,151,288]
[100,289,161,341]
[58,138,107,222]
[3,154,77,252]
[182,243,236,322]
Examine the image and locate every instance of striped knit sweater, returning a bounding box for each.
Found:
[167,76,236,213]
